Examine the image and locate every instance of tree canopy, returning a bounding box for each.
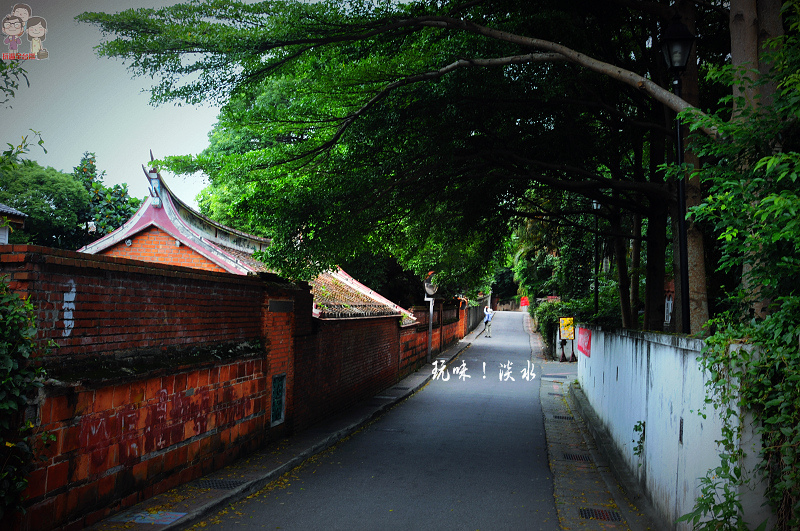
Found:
[0,152,141,249]
[77,0,740,327]
[0,160,90,249]
[63,0,800,525]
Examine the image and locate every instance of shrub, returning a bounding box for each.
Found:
[0,276,49,519]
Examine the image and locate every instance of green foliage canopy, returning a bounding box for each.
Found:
[0,161,90,249]
[73,152,142,243]
[0,152,141,250]
[76,0,732,299]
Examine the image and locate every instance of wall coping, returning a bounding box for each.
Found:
[316,314,404,323]
[578,324,706,354]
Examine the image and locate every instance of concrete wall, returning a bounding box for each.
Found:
[0,245,472,530]
[576,327,773,529]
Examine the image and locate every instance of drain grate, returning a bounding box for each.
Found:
[554,415,574,420]
[196,479,246,490]
[579,508,623,521]
[392,386,410,390]
[548,392,563,396]
[564,453,592,462]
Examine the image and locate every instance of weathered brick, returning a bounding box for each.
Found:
[47,460,70,492]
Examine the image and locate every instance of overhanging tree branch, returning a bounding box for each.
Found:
[412,16,717,136]
[281,52,566,163]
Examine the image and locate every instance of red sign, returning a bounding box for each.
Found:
[577,328,592,357]
[520,296,529,307]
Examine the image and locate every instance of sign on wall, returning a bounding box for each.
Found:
[559,317,575,340]
[577,327,592,357]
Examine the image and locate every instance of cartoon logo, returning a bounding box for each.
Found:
[3,4,47,60]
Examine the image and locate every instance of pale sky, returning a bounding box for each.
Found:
[3,1,222,208]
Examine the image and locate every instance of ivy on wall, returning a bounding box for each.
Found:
[0,274,51,519]
[679,7,800,528]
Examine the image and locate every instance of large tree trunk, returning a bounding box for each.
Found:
[729,0,783,111]
[729,0,784,319]
[630,213,642,324]
[643,115,668,331]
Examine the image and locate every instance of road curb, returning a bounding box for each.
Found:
[567,381,668,531]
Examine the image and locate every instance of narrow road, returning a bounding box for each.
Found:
[194,311,560,530]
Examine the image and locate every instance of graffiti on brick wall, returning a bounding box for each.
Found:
[142,386,252,453]
[119,404,140,465]
[79,408,141,469]
[78,382,253,471]
[79,410,111,468]
[214,387,252,428]
[145,388,215,453]
[62,279,76,337]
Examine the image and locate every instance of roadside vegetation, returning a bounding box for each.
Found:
[0,0,796,526]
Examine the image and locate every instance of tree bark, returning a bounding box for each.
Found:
[730,0,760,114]
[728,0,784,319]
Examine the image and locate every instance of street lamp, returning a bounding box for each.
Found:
[592,200,600,316]
[661,17,695,74]
[661,15,695,334]
[424,272,438,363]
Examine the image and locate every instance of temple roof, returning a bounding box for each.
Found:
[0,202,27,222]
[78,155,415,323]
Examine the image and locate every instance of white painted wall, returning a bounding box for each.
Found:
[574,327,773,529]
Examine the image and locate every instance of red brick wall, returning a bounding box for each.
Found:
[264,296,296,429]
[0,245,471,530]
[291,303,470,433]
[399,324,427,375]
[20,359,268,530]
[0,245,266,364]
[98,226,229,273]
[293,318,400,431]
[0,245,300,530]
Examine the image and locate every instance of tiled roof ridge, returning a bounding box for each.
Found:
[0,203,27,217]
[78,156,416,323]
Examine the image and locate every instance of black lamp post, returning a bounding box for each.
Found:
[661,16,695,334]
[592,200,600,316]
[424,273,438,363]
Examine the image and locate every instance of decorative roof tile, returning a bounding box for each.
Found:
[78,154,415,323]
[0,203,26,217]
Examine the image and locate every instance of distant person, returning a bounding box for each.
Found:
[483,305,494,337]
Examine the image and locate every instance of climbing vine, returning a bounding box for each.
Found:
[632,420,645,465]
[679,6,800,527]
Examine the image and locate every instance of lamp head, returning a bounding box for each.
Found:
[660,15,695,73]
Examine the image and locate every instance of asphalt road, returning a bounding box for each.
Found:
[192,311,560,530]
